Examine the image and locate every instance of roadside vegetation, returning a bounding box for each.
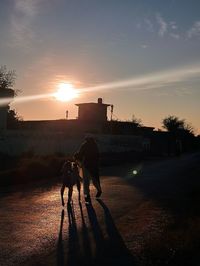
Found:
[0,154,65,186]
[0,151,142,186]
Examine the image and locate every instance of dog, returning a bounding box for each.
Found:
[60,160,81,206]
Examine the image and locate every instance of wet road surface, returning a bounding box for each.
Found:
[0,153,200,266]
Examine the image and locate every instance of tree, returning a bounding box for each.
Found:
[0,65,21,127]
[7,109,22,128]
[162,115,194,135]
[183,122,194,135]
[162,115,184,132]
[0,65,16,92]
[131,114,143,127]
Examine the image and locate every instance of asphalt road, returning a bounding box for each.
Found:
[0,152,200,266]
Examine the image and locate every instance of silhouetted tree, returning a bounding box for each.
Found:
[162,115,194,134]
[131,114,143,127]
[162,115,184,132]
[0,65,16,92]
[7,109,22,128]
[0,65,21,127]
[183,122,194,135]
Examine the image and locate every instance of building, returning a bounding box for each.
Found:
[12,98,154,135]
[0,95,154,135]
[2,95,194,157]
[76,97,110,122]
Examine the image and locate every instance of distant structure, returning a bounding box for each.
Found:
[0,88,14,131]
[76,98,110,122]
[2,96,154,136]
[3,96,193,157]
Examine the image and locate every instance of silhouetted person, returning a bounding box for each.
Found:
[60,160,81,206]
[75,136,102,203]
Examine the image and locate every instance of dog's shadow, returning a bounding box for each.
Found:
[57,202,81,266]
[57,209,65,266]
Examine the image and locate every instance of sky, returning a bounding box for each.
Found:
[0,0,200,133]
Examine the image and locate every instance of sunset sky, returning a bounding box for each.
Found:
[0,0,200,133]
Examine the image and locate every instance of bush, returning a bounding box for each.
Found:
[0,155,67,186]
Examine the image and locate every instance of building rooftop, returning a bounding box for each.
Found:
[75,102,110,106]
[76,97,110,107]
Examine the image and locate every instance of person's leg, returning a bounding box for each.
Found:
[95,174,102,192]
[60,184,65,206]
[82,166,90,196]
[82,166,91,202]
[76,179,81,201]
[68,186,73,203]
[91,168,102,197]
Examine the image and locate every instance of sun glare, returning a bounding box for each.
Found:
[54,83,78,102]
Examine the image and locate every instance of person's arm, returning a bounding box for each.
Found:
[76,142,86,162]
[74,143,85,168]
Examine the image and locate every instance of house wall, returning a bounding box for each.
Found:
[78,104,108,122]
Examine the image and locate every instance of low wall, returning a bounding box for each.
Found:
[0,131,144,156]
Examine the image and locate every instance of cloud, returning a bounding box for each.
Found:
[20,54,60,91]
[10,0,42,48]
[144,19,154,32]
[173,87,192,96]
[15,0,38,17]
[170,33,180,40]
[136,22,142,29]
[170,21,178,30]
[187,21,200,38]
[140,15,180,40]
[141,44,148,49]
[156,13,167,37]
[2,63,200,107]
[80,64,200,94]
[155,16,180,40]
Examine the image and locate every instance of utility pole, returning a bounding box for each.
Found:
[110,105,114,121]
[66,110,68,120]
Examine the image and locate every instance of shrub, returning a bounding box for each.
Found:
[0,155,67,186]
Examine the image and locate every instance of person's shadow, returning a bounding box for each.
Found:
[85,202,105,264]
[86,200,135,266]
[57,200,135,266]
[78,201,93,265]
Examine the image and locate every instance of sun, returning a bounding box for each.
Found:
[54,83,78,102]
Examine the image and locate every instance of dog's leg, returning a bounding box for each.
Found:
[60,184,65,206]
[76,179,81,201]
[68,186,73,204]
